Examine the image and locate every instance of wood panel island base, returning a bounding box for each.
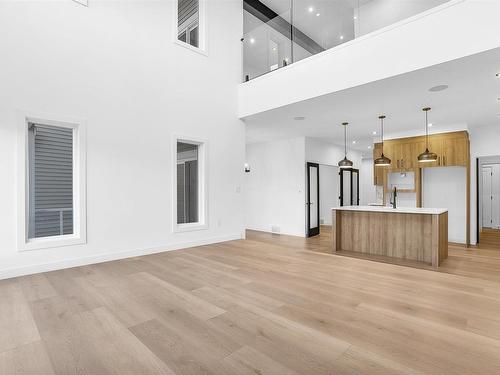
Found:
[332,206,448,268]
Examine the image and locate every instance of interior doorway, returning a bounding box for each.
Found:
[339,168,360,206]
[306,163,349,237]
[477,157,500,248]
[306,162,320,237]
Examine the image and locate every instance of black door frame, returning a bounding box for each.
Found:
[306,162,320,237]
[339,168,360,206]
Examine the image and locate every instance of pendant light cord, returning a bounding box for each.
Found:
[381,117,383,147]
[426,109,429,148]
[423,107,431,149]
[379,115,386,151]
[344,124,347,156]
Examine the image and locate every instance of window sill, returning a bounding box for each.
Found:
[174,222,209,233]
[18,234,87,252]
[173,39,208,57]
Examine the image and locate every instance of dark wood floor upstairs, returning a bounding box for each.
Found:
[1,229,500,374]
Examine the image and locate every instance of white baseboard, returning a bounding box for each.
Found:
[0,233,243,281]
[245,226,306,238]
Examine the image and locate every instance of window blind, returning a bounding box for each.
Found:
[178,0,199,28]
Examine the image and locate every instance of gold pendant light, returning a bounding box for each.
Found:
[338,122,353,168]
[417,107,438,163]
[374,115,391,167]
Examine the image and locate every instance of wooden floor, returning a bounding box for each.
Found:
[479,228,500,249]
[2,229,500,374]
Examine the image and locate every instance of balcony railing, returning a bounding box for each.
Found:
[242,0,451,82]
[32,207,73,238]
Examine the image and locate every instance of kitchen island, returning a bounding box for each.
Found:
[332,206,448,268]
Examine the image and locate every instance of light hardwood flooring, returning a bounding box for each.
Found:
[479,228,500,250]
[1,229,500,374]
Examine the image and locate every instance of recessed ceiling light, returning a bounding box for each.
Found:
[372,131,377,135]
[496,73,500,77]
[353,15,357,20]
[308,6,314,12]
[294,116,305,121]
[428,123,433,127]
[339,35,344,40]
[367,145,372,149]
[352,140,357,144]
[429,85,448,92]
[316,13,320,17]
[250,38,255,44]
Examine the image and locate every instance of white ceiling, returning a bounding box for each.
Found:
[244,47,500,155]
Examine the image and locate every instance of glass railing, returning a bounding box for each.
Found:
[242,0,451,82]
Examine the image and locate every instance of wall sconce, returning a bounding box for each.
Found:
[244,163,251,173]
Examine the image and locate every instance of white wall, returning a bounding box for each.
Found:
[319,165,339,225]
[0,0,245,279]
[423,167,466,244]
[360,157,377,205]
[305,137,363,169]
[245,136,362,236]
[239,0,500,117]
[245,137,306,236]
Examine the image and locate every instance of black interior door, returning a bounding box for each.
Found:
[339,168,360,206]
[306,162,320,237]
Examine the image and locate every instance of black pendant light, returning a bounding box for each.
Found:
[338,122,353,168]
[374,115,391,167]
[417,107,438,163]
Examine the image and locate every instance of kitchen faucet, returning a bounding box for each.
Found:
[390,187,397,209]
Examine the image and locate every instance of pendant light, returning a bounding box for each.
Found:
[338,122,353,168]
[417,107,438,163]
[374,115,391,167]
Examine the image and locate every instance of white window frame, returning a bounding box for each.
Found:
[172,135,208,232]
[17,113,87,251]
[173,0,208,56]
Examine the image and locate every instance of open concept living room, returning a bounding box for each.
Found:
[1,0,500,374]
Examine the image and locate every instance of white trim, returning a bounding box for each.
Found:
[17,112,87,251]
[172,135,209,233]
[173,0,208,56]
[0,233,243,281]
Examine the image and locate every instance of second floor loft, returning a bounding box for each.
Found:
[239,0,500,118]
[242,0,453,82]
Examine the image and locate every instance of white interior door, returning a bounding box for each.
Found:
[482,166,492,228]
[492,165,500,228]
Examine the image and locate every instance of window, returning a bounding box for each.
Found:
[18,116,86,251]
[174,138,207,231]
[176,0,205,51]
[28,123,74,239]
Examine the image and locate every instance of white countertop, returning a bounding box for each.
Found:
[333,206,448,215]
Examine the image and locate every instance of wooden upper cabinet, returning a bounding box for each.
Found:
[426,137,444,168]
[372,131,469,176]
[442,135,468,166]
[399,142,414,170]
